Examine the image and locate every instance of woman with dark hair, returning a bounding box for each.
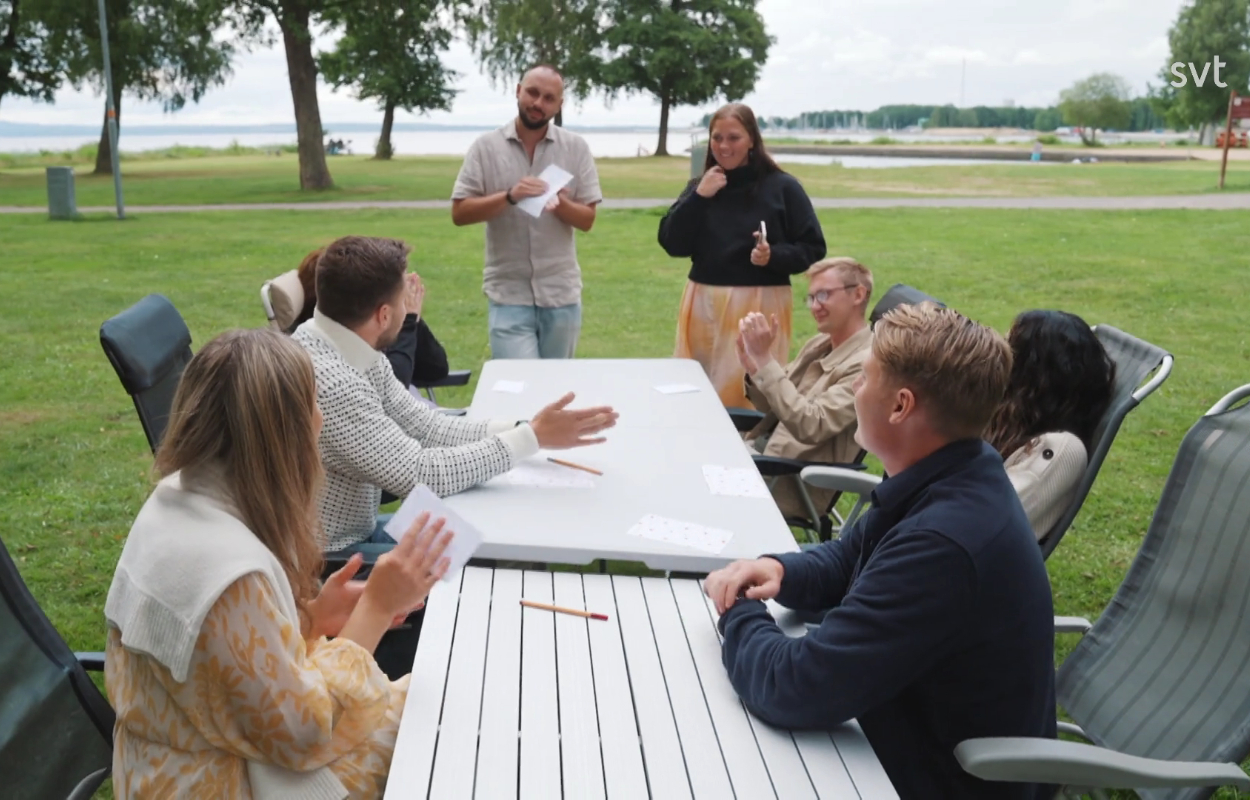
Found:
[658,103,826,408]
[984,310,1117,540]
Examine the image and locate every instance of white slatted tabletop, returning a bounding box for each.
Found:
[385,567,897,800]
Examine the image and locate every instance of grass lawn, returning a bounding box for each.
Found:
[2,151,1249,208]
[3,206,1249,798]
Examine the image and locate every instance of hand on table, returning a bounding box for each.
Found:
[704,557,785,615]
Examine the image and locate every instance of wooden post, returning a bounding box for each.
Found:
[1219,91,1236,190]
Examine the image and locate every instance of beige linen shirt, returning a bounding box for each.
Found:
[745,326,873,520]
[451,122,602,307]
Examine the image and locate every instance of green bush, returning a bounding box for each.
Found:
[1037,134,1061,145]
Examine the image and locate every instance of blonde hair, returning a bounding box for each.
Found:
[872,302,1012,439]
[155,328,324,617]
[807,257,874,305]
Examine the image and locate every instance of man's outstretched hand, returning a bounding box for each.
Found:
[529,392,619,449]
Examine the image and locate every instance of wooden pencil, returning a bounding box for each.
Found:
[520,599,609,621]
[546,457,604,476]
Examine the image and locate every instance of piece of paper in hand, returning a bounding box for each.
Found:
[384,486,483,581]
[492,379,525,393]
[654,383,701,394]
[515,164,574,218]
[702,465,771,499]
[625,513,734,554]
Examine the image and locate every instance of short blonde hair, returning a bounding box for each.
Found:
[872,302,1012,439]
[808,257,874,306]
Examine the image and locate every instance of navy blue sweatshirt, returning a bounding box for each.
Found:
[719,439,1057,799]
[657,166,826,287]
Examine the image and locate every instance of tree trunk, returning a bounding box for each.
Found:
[94,92,121,175]
[279,4,333,190]
[655,93,670,157]
[375,100,395,159]
[555,109,563,127]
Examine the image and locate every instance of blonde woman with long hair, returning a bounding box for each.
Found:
[104,328,451,799]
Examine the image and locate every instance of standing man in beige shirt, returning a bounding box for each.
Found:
[736,257,875,520]
[451,65,603,359]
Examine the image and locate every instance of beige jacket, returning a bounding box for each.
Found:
[745,326,872,520]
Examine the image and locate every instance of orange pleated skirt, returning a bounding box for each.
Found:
[674,281,793,409]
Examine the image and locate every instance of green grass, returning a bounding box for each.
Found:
[2,151,1248,207]
[3,207,1249,798]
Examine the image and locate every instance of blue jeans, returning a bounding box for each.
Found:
[326,514,396,563]
[488,302,581,359]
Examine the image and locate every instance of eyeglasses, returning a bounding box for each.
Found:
[806,284,859,306]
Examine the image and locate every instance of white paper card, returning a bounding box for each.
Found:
[384,485,483,581]
[654,383,701,394]
[702,465,771,499]
[625,514,734,554]
[516,164,574,218]
[492,379,525,393]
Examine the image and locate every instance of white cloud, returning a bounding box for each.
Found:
[0,0,1191,131]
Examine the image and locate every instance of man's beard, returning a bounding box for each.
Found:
[518,103,552,130]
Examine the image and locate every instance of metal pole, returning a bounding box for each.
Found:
[97,0,125,219]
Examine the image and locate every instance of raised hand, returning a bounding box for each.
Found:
[529,392,619,449]
[696,166,727,198]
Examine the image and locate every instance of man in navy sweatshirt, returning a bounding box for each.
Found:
[706,302,1057,799]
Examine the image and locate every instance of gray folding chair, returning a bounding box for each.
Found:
[99,294,194,453]
[0,536,113,799]
[956,384,1250,799]
[1038,325,1173,558]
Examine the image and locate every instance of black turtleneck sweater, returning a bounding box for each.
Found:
[657,166,826,287]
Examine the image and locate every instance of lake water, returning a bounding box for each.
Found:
[0,126,1177,166]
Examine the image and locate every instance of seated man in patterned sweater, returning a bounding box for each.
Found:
[293,235,618,555]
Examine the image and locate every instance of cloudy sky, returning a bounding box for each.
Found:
[3,0,1185,130]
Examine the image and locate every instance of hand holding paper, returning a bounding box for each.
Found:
[384,486,484,581]
[516,164,574,218]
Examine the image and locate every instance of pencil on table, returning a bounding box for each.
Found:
[547,457,604,476]
[520,599,609,621]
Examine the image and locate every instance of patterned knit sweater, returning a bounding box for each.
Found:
[293,311,537,551]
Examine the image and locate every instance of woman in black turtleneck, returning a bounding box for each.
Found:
[658,103,826,409]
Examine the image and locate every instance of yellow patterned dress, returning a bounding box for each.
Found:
[105,573,409,799]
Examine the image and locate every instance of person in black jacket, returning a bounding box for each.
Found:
[659,103,826,408]
[705,302,1058,800]
[293,247,450,390]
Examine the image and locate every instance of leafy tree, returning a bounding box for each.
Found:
[1058,73,1132,145]
[601,0,772,156]
[1032,107,1064,132]
[0,0,66,109]
[39,0,242,174]
[319,0,457,160]
[461,0,602,126]
[1154,0,1250,142]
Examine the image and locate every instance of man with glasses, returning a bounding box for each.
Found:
[736,257,873,520]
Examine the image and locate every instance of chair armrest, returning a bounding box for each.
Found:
[75,652,106,672]
[1055,616,1093,634]
[954,737,1250,791]
[754,456,868,478]
[727,407,765,432]
[800,465,881,495]
[414,369,471,389]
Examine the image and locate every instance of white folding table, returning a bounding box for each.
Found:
[385,567,898,800]
[445,359,800,573]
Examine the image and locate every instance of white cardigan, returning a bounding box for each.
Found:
[105,470,347,800]
[1003,431,1088,541]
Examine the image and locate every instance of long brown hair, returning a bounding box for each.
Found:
[155,328,324,615]
[702,102,781,180]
